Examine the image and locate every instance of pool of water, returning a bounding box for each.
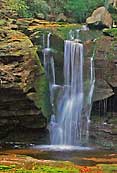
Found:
[0,144,116,166]
[32,144,93,151]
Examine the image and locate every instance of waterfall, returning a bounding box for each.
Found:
[43,30,95,146]
[52,40,84,145]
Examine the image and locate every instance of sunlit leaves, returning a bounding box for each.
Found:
[8,0,30,17]
[64,0,106,22]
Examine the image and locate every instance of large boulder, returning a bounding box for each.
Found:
[86,6,113,28]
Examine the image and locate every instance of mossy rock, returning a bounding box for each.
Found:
[0,28,51,120]
[103,28,117,37]
[34,63,52,119]
[0,19,6,26]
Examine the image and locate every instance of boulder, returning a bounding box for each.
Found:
[108,0,117,8]
[86,6,113,28]
[35,13,45,20]
[56,13,67,22]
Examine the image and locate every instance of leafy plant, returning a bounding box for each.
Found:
[8,0,107,22]
[26,0,50,18]
[64,0,105,22]
[8,0,30,17]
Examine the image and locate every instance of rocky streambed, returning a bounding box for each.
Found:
[0,148,116,173]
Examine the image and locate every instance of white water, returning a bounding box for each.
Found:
[43,31,95,146]
[51,40,84,145]
[33,145,93,151]
[43,33,56,106]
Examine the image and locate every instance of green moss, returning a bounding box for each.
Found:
[1,163,117,173]
[34,72,52,119]
[0,19,6,26]
[55,24,81,40]
[0,164,79,173]
[103,28,117,37]
[34,54,52,119]
[0,165,16,171]
[99,164,117,173]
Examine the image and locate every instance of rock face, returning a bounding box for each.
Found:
[0,28,51,139]
[89,115,117,149]
[86,6,113,28]
[0,0,51,141]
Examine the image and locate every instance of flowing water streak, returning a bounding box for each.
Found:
[47,33,51,48]
[85,56,95,140]
[104,99,107,115]
[43,33,56,106]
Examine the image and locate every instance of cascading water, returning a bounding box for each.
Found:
[51,40,84,145]
[43,30,95,146]
[43,33,56,107]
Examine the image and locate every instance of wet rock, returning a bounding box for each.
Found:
[93,80,114,101]
[81,35,117,102]
[89,116,117,149]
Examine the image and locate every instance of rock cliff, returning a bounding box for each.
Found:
[0,1,51,141]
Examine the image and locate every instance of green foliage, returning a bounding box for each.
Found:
[64,0,105,22]
[0,164,79,173]
[108,4,117,24]
[26,0,50,18]
[46,0,66,15]
[0,163,117,173]
[8,0,50,18]
[56,25,81,39]
[0,19,6,26]
[8,0,30,17]
[8,0,106,22]
[103,28,117,37]
[0,165,16,171]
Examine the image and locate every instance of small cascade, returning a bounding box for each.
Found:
[43,30,95,146]
[88,55,95,106]
[42,33,56,107]
[104,99,107,116]
[47,33,51,48]
[83,56,95,140]
[68,29,80,40]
